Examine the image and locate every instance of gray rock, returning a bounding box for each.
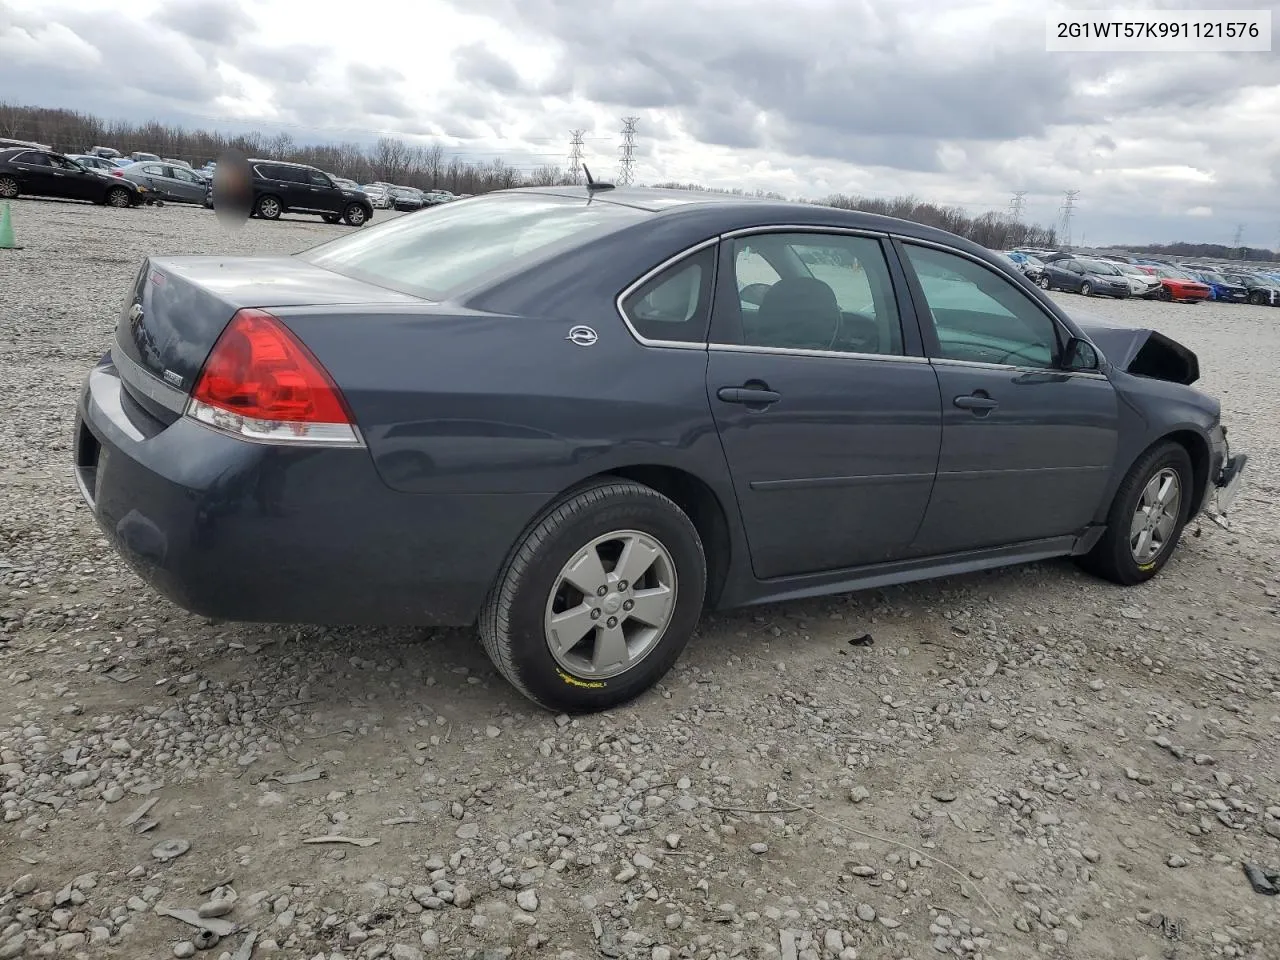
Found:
[849,786,870,804]
[173,942,196,959]
[10,875,35,896]
[857,903,876,922]
[516,889,539,912]
[390,945,423,960]
[749,843,769,855]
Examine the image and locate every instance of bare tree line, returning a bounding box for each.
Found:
[3,102,1057,246]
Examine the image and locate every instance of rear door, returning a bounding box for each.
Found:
[895,240,1120,556]
[8,151,58,196]
[704,229,942,580]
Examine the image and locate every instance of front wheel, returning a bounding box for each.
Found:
[1080,281,1092,297]
[342,203,367,226]
[1038,276,1051,290]
[106,187,132,208]
[478,479,707,712]
[1078,440,1193,585]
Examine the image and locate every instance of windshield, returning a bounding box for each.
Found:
[1158,268,1196,280]
[1197,272,1227,284]
[1077,259,1121,275]
[299,192,649,299]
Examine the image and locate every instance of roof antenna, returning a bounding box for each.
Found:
[581,164,615,193]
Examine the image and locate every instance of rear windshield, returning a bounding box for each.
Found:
[299,192,649,300]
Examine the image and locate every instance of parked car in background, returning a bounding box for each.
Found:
[86,146,122,159]
[361,183,394,209]
[1221,271,1280,305]
[1181,267,1249,303]
[1039,257,1131,298]
[388,186,424,211]
[67,153,125,175]
[239,158,372,225]
[72,186,1247,712]
[1154,268,1212,303]
[129,151,161,163]
[164,158,194,170]
[1112,262,1164,298]
[118,161,209,205]
[0,137,52,151]
[1003,250,1046,283]
[334,177,363,192]
[0,147,143,207]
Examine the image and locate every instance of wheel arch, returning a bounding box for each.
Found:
[1162,428,1210,518]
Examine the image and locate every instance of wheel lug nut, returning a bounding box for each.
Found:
[617,580,628,591]
[590,609,601,620]
[623,600,634,611]
[596,586,608,597]
[606,617,618,628]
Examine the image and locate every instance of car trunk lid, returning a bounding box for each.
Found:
[113,255,422,422]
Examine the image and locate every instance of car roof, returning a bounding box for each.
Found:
[486,185,1003,255]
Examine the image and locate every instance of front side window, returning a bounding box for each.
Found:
[723,232,904,356]
[308,170,332,187]
[620,247,715,344]
[903,243,1062,369]
[300,193,649,300]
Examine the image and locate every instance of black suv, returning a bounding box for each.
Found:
[246,159,373,226]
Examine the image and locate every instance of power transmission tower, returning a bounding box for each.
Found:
[1008,191,1027,222]
[1059,190,1080,249]
[567,130,585,185]
[618,117,639,186]
[1231,223,1244,259]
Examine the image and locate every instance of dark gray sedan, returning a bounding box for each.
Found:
[72,187,1248,712]
[117,160,209,204]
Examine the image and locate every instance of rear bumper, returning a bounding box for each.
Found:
[74,357,545,627]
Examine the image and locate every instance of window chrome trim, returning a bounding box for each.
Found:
[720,224,890,240]
[928,356,1110,380]
[614,236,720,350]
[707,342,931,364]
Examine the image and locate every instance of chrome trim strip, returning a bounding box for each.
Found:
[707,342,931,364]
[928,357,1110,380]
[719,224,890,240]
[752,472,935,491]
[113,347,187,414]
[614,237,720,350]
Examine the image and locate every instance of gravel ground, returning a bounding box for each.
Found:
[1,198,1278,960]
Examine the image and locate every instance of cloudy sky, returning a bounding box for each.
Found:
[2,0,1278,246]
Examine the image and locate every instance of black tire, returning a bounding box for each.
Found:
[255,194,282,220]
[1078,440,1193,586]
[106,187,132,208]
[322,213,340,224]
[1080,281,1092,297]
[342,203,367,226]
[478,479,707,712]
[1250,291,1266,305]
[1038,276,1051,290]
[0,176,18,200]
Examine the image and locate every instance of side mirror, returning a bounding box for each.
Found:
[1062,336,1100,371]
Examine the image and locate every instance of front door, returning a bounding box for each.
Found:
[49,154,102,201]
[706,230,943,580]
[896,241,1120,556]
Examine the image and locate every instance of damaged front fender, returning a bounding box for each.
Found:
[1074,320,1200,385]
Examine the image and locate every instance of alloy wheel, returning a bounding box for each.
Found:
[543,529,678,681]
[1130,467,1181,565]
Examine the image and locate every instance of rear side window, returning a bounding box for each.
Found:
[620,246,715,344]
[300,193,649,300]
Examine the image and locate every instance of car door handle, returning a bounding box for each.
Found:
[953,393,998,411]
[717,386,782,406]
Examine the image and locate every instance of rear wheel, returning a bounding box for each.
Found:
[255,195,282,220]
[1250,291,1267,305]
[343,203,366,226]
[479,479,707,712]
[0,176,17,199]
[106,187,132,208]
[1078,440,1192,585]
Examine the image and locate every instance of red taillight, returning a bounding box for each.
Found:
[112,169,123,177]
[186,309,362,446]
